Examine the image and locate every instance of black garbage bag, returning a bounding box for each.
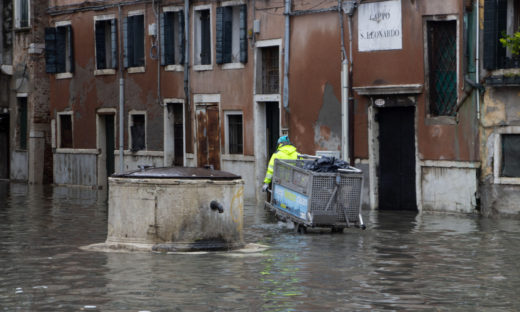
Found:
[303,156,350,172]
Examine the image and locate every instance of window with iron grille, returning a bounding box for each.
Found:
[260,47,279,94]
[226,113,243,154]
[427,20,457,117]
[130,114,146,152]
[484,0,520,69]
[95,19,118,70]
[500,134,520,177]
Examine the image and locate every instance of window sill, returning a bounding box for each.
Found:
[127,66,145,74]
[193,64,213,71]
[94,69,116,76]
[222,63,245,70]
[164,64,184,72]
[425,115,456,125]
[494,177,520,185]
[221,154,255,162]
[56,72,73,80]
[14,26,31,32]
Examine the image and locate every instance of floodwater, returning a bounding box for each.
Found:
[1,182,520,311]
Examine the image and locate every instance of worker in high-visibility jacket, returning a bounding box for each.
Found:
[262,135,299,192]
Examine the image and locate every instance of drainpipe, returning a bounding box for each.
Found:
[339,0,349,162]
[118,5,125,173]
[475,0,480,120]
[283,0,291,113]
[184,0,191,117]
[153,0,162,108]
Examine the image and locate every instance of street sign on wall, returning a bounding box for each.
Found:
[358,0,402,52]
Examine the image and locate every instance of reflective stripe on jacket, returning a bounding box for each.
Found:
[263,144,298,184]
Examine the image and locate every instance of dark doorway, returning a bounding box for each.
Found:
[377,106,417,211]
[0,114,9,179]
[173,105,184,166]
[265,102,279,160]
[104,115,115,177]
[196,105,220,170]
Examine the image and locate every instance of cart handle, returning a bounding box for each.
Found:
[338,167,362,173]
[297,154,320,159]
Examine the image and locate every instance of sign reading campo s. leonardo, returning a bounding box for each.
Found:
[358,0,402,52]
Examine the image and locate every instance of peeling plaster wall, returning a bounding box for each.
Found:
[480,86,520,217]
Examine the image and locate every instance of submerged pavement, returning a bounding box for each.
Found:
[1,182,520,311]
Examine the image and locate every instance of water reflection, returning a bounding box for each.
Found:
[1,182,520,311]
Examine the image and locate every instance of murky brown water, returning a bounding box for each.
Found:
[1,181,520,311]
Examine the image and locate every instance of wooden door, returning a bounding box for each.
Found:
[196,105,220,170]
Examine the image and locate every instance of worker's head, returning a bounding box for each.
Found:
[277,135,291,147]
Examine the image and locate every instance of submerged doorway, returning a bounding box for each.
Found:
[265,102,280,160]
[164,101,185,167]
[97,112,115,189]
[0,113,9,179]
[377,106,417,211]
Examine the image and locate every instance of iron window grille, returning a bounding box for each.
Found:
[484,0,520,69]
[501,134,520,177]
[261,47,279,94]
[427,20,457,117]
[227,114,243,154]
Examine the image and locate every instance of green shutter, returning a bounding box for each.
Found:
[239,4,248,63]
[123,17,129,68]
[56,26,67,73]
[179,10,185,64]
[216,7,224,64]
[45,27,57,73]
[111,19,118,69]
[67,25,74,73]
[160,12,166,66]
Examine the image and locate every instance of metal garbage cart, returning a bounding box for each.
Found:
[264,157,365,233]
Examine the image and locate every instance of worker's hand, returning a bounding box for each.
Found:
[262,184,269,192]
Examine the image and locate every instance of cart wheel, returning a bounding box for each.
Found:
[331,227,344,234]
[296,224,307,234]
[360,224,366,230]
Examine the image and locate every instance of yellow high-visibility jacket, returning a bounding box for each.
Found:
[263,144,298,184]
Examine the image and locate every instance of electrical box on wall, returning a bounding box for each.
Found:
[148,23,157,36]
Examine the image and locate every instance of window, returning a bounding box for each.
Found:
[259,46,279,94]
[216,4,247,65]
[58,113,73,148]
[426,20,457,117]
[226,112,243,154]
[500,134,520,177]
[95,18,118,70]
[124,14,145,69]
[17,96,27,150]
[2,0,14,65]
[160,9,185,67]
[484,0,520,69]
[14,0,29,29]
[45,23,74,75]
[194,7,212,66]
[130,113,146,152]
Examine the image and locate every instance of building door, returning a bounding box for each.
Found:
[165,103,185,167]
[196,105,220,170]
[265,102,279,160]
[377,106,417,211]
[0,114,9,179]
[97,113,115,189]
[104,115,115,177]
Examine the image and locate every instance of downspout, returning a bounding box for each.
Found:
[118,5,125,173]
[184,0,191,122]
[339,0,349,162]
[475,0,480,120]
[283,0,291,114]
[348,12,354,163]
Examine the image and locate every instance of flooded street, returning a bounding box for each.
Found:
[1,182,520,311]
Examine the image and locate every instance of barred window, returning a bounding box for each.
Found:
[427,20,457,117]
[501,134,520,177]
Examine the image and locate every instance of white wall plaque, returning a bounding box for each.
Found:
[358,0,402,52]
